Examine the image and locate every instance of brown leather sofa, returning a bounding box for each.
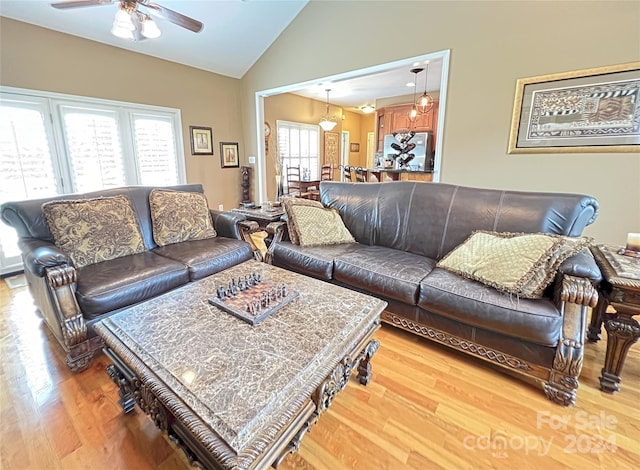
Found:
[1,184,253,371]
[269,181,602,405]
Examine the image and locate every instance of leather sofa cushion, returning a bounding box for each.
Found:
[153,237,253,281]
[418,268,562,347]
[334,245,436,305]
[272,241,360,280]
[76,251,189,319]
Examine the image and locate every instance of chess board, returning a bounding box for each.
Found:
[208,280,299,326]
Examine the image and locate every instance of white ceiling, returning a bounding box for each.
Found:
[0,0,309,79]
[1,0,443,110]
[290,60,443,113]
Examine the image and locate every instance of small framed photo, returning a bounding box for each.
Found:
[220,142,240,168]
[350,142,360,152]
[189,126,213,155]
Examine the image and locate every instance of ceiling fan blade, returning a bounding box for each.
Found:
[141,1,204,33]
[51,0,115,9]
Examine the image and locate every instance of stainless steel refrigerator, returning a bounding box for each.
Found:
[383,131,434,171]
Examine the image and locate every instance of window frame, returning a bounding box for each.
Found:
[1,85,186,193]
[275,120,320,190]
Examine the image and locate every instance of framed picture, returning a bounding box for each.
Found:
[324,132,339,166]
[350,142,360,152]
[508,62,640,154]
[220,142,240,168]
[189,126,213,155]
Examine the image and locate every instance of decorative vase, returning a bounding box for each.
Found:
[275,174,283,202]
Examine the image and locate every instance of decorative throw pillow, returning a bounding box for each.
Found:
[42,195,146,268]
[149,189,217,247]
[436,231,592,298]
[282,197,324,245]
[283,197,355,247]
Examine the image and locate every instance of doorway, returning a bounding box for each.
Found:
[256,50,451,202]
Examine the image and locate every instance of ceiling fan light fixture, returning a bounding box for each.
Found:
[141,16,161,39]
[319,89,338,131]
[111,8,135,39]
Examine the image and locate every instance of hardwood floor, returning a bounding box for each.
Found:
[1,278,638,469]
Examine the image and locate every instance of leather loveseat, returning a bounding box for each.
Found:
[269,181,602,406]
[1,184,254,371]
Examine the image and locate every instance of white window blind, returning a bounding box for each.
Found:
[276,121,320,188]
[60,106,126,192]
[0,87,185,274]
[133,113,178,186]
[0,99,59,200]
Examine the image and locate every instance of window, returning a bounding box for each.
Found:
[276,120,320,188]
[0,87,185,273]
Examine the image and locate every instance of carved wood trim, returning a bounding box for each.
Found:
[265,221,286,265]
[45,265,87,348]
[381,312,534,372]
[556,274,599,308]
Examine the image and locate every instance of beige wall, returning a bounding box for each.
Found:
[243,1,640,245]
[0,18,244,211]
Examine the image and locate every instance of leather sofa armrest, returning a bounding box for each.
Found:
[210,210,246,239]
[18,237,72,277]
[557,249,602,284]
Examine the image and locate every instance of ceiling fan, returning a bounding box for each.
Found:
[51,0,204,41]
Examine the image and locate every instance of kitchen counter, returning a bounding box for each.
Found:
[361,168,433,182]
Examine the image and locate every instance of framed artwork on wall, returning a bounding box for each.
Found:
[508,61,640,154]
[350,143,360,152]
[324,132,339,166]
[189,126,213,155]
[220,142,240,168]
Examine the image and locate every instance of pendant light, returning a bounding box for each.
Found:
[319,89,338,131]
[408,68,423,123]
[416,61,434,114]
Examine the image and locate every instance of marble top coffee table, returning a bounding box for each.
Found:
[94,260,386,469]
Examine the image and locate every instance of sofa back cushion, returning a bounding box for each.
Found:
[319,181,599,260]
[42,195,146,268]
[0,184,205,250]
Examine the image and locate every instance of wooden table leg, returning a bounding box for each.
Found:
[587,295,608,342]
[599,313,640,393]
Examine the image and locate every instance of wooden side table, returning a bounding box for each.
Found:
[588,245,640,393]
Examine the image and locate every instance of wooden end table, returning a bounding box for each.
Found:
[587,244,640,393]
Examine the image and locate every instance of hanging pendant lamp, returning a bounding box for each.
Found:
[408,68,423,123]
[319,89,338,131]
[416,61,434,114]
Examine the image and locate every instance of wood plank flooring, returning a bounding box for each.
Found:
[1,279,638,469]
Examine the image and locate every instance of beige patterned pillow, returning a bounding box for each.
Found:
[149,189,216,247]
[282,197,325,245]
[42,196,146,268]
[437,231,591,298]
[285,202,355,247]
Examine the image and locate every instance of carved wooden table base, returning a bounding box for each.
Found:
[94,260,387,469]
[589,245,640,394]
[104,337,381,469]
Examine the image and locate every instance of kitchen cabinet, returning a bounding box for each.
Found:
[376,102,439,152]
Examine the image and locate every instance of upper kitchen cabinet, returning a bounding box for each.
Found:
[376,102,439,152]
